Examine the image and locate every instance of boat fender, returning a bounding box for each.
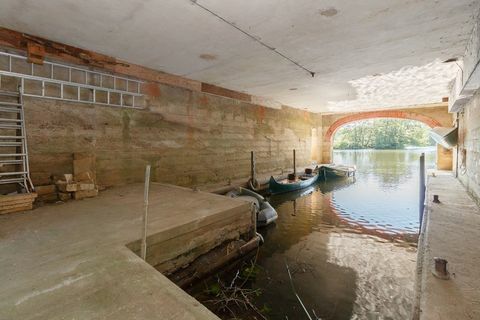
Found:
[235,195,260,212]
[258,201,278,227]
[238,187,265,202]
[225,188,241,198]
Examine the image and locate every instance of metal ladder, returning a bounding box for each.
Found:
[0,86,34,193]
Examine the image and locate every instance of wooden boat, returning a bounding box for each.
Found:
[268,168,321,194]
[321,164,356,178]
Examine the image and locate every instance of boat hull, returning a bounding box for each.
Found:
[322,165,356,178]
[268,173,320,194]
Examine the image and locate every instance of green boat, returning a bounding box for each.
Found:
[268,169,321,194]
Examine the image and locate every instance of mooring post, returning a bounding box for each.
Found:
[250,151,256,183]
[293,149,296,177]
[141,165,151,261]
[419,153,426,230]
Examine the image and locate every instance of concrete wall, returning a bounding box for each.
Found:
[18,82,321,188]
[457,89,480,201]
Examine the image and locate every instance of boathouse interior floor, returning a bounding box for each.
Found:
[415,172,480,319]
[0,183,253,320]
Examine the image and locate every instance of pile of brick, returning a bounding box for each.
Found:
[34,152,99,204]
[56,173,98,201]
[35,185,58,203]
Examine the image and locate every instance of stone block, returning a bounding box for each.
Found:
[37,193,58,203]
[64,174,73,183]
[73,189,98,200]
[73,152,96,183]
[57,182,77,192]
[35,185,56,196]
[75,172,93,183]
[78,183,95,191]
[58,192,71,201]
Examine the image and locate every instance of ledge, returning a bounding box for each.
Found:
[414,172,480,319]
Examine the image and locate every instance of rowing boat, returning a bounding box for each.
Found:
[321,164,356,178]
[268,168,321,194]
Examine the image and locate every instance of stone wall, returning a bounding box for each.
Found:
[21,83,321,188]
[457,89,480,201]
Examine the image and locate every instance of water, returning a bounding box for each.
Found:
[331,149,436,236]
[190,148,435,320]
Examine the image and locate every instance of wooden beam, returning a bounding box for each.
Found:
[26,41,45,65]
[201,83,251,102]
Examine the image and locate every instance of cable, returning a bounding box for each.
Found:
[190,0,316,77]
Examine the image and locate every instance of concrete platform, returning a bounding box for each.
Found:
[0,183,253,319]
[414,172,480,319]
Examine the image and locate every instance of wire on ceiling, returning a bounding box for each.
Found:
[190,0,316,78]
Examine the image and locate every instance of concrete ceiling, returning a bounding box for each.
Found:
[0,0,478,113]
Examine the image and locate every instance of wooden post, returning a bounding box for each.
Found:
[250,151,256,183]
[293,149,296,177]
[419,153,425,230]
[141,165,151,261]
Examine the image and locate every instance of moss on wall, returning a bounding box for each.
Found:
[24,83,321,187]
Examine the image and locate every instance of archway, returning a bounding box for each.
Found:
[321,110,451,169]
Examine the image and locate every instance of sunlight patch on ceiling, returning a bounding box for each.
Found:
[326,60,458,112]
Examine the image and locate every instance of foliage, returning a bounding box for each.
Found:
[333,119,434,150]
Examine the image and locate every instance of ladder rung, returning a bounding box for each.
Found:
[0,160,23,165]
[0,142,23,146]
[0,178,25,184]
[0,153,26,157]
[0,106,21,113]
[0,118,23,123]
[0,171,27,176]
[0,135,24,139]
[0,124,22,129]
[0,91,20,97]
[0,102,22,107]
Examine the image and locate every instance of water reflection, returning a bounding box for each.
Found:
[190,149,428,319]
[331,149,435,235]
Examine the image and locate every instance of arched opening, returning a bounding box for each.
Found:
[321,110,450,167]
[331,118,437,176]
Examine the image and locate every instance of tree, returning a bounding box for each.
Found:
[333,119,434,150]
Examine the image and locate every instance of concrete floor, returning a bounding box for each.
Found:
[415,172,480,320]
[0,183,252,319]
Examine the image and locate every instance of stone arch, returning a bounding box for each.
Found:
[325,110,442,142]
[321,109,447,165]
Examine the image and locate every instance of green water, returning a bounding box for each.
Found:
[190,148,435,319]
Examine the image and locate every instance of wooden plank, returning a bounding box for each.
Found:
[26,41,45,65]
[35,185,56,196]
[201,83,252,102]
[0,202,34,210]
[0,204,32,214]
[0,193,37,205]
[0,199,36,207]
